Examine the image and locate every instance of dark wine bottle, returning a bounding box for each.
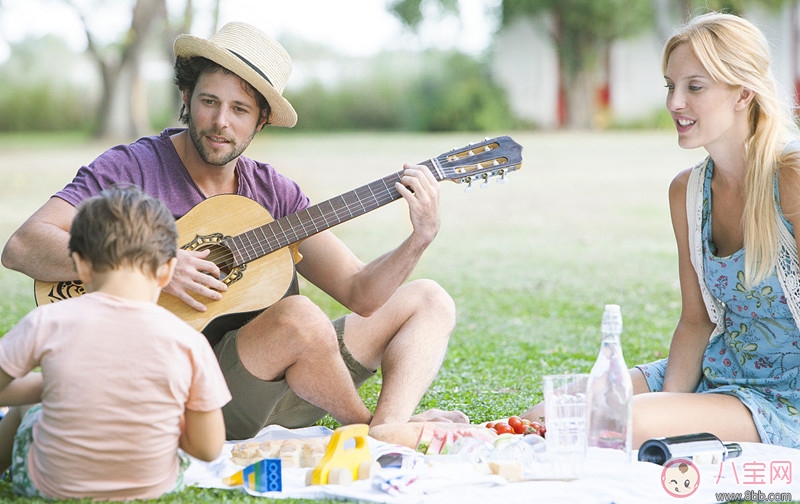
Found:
[638,432,742,465]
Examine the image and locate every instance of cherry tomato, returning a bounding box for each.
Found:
[485,421,496,430]
[524,421,546,438]
[507,416,526,435]
[493,422,515,435]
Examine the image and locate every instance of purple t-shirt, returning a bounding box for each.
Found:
[55,128,310,220]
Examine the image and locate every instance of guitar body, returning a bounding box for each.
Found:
[35,195,298,341]
[160,194,297,334]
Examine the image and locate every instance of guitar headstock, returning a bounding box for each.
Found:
[431,136,523,188]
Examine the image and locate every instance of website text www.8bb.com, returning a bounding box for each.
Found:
[714,490,793,502]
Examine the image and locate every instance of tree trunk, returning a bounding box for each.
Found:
[563,65,596,129]
[66,0,166,139]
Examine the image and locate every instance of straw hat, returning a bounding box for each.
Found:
[174,22,297,128]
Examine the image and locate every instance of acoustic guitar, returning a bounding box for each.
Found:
[34,136,523,344]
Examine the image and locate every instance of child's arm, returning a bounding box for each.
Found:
[0,370,43,406]
[180,408,225,462]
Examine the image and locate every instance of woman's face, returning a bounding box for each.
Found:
[664,43,747,152]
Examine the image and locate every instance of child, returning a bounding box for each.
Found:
[0,185,232,500]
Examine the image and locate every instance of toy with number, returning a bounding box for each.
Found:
[308,424,377,485]
[224,458,282,492]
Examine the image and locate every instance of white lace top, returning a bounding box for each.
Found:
[685,157,800,339]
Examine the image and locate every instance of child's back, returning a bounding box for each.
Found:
[0,292,229,499]
[0,185,231,500]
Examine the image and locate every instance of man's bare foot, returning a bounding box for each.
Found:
[410,408,469,424]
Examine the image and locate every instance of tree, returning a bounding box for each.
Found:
[31,0,221,139]
[63,0,167,139]
[653,0,794,39]
[390,0,653,129]
[391,0,798,129]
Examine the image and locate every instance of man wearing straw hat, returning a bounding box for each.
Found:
[1,22,466,440]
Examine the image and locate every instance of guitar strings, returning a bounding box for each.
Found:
[195,172,405,271]
[188,144,514,273]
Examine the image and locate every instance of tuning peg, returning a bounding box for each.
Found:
[464,178,474,193]
[480,174,490,189]
[497,171,509,184]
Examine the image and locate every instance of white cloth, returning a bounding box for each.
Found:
[185,426,800,503]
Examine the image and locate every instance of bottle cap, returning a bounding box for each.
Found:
[724,442,742,459]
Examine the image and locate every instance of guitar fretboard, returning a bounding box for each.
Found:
[224,159,437,266]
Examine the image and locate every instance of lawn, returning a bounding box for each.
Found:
[0,130,704,503]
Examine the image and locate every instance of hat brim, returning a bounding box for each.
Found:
[174,34,297,128]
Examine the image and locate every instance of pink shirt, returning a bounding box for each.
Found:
[0,292,232,500]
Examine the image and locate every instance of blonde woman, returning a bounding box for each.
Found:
[630,12,800,448]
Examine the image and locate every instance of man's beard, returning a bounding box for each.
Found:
[187,115,256,166]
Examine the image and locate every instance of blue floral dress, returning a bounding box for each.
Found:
[638,160,800,448]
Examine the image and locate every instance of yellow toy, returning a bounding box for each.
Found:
[307,424,378,485]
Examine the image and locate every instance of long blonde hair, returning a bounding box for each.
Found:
[662,12,800,286]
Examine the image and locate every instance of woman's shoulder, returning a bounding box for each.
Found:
[669,158,707,194]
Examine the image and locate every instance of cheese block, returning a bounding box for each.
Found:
[231,437,330,468]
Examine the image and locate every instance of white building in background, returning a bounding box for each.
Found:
[491,4,800,129]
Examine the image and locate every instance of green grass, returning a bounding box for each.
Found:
[0,130,715,502]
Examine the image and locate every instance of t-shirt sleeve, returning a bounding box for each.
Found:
[0,310,44,378]
[185,338,232,413]
[55,144,146,207]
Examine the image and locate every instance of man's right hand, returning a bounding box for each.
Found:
[162,248,228,312]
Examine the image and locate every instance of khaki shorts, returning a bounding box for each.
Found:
[215,316,376,440]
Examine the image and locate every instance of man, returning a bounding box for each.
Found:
[1,22,466,440]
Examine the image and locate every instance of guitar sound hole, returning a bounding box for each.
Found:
[196,243,234,281]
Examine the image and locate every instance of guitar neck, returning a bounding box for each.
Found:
[225,158,441,266]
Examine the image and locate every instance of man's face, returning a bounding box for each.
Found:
[184,69,267,167]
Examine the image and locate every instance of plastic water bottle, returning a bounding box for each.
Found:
[586,304,633,461]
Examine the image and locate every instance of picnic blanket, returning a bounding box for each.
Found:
[184,425,800,503]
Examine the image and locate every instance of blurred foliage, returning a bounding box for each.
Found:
[0,35,96,132]
[290,51,519,132]
[390,0,653,128]
[0,83,94,132]
[683,0,791,15]
[0,34,519,133]
[499,0,653,79]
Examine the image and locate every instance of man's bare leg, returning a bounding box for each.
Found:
[236,295,373,426]
[342,279,468,425]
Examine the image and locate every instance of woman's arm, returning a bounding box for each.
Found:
[179,408,226,462]
[662,169,716,392]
